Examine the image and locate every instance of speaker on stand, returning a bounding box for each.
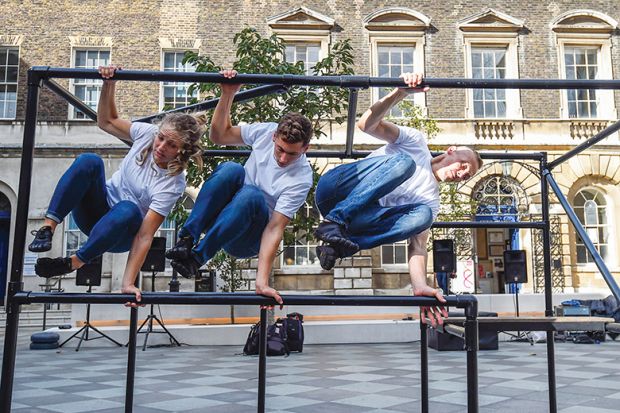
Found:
[433,239,456,294]
[503,249,532,343]
[59,256,123,351]
[135,237,181,350]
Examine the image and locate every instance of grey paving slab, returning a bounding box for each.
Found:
[2,331,620,413]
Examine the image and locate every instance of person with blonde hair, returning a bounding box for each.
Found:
[29,66,204,302]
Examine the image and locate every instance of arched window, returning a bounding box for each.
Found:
[573,188,609,264]
[473,175,528,220]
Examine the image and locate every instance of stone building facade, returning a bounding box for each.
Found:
[1,1,619,302]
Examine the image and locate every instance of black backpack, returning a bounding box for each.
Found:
[243,321,289,357]
[280,312,304,353]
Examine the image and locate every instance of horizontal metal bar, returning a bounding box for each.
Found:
[12,292,476,308]
[432,222,545,229]
[547,119,620,170]
[42,79,97,121]
[135,84,288,123]
[545,171,620,302]
[30,67,620,90]
[444,323,466,338]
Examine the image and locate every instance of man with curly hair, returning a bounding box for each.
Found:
[167,70,313,306]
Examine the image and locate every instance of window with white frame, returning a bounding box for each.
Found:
[381,239,409,266]
[459,9,523,119]
[161,51,197,110]
[364,8,429,118]
[71,49,110,119]
[282,203,321,266]
[157,217,176,270]
[284,43,321,75]
[553,10,617,119]
[377,44,416,117]
[471,47,507,118]
[573,188,610,265]
[0,46,19,119]
[64,213,88,257]
[564,46,599,118]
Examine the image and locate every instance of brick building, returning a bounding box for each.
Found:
[1,1,619,303]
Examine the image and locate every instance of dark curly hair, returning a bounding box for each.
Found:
[275,112,313,146]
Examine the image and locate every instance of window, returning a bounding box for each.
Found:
[459,9,523,119]
[284,43,321,75]
[471,47,506,118]
[381,240,409,265]
[64,213,88,257]
[157,217,176,270]
[0,47,19,119]
[377,45,416,117]
[365,8,429,118]
[573,189,609,265]
[564,46,599,118]
[553,10,617,119]
[161,51,197,110]
[282,203,321,266]
[71,49,110,119]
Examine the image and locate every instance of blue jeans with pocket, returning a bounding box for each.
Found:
[314,153,433,251]
[178,162,270,265]
[46,154,143,263]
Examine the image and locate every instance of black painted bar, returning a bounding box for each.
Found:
[136,84,288,124]
[125,308,139,413]
[42,79,98,121]
[546,171,620,302]
[29,67,620,90]
[345,89,359,157]
[464,302,479,413]
[420,318,429,413]
[547,119,620,170]
[258,308,268,413]
[0,71,41,413]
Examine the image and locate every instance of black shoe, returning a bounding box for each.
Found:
[316,245,338,270]
[165,235,195,260]
[28,226,53,253]
[314,221,359,257]
[35,257,73,278]
[171,256,200,279]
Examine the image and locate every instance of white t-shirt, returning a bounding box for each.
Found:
[240,122,313,219]
[106,122,186,218]
[367,125,440,219]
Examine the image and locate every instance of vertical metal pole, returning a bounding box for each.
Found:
[419,315,429,413]
[125,307,138,413]
[257,308,268,413]
[0,70,41,413]
[465,301,479,413]
[540,154,557,413]
[344,89,359,157]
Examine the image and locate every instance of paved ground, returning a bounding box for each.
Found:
[2,328,620,413]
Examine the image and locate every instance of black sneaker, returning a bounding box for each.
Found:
[171,256,200,279]
[316,245,338,270]
[28,226,53,253]
[35,257,73,278]
[314,221,359,257]
[165,235,195,260]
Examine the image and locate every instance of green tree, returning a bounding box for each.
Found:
[170,27,354,292]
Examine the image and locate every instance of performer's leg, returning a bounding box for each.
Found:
[167,162,245,260]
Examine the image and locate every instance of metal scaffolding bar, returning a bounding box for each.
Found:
[42,79,98,121]
[29,67,620,90]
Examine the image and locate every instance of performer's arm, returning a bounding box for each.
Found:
[209,69,244,146]
[121,210,165,306]
[408,229,448,326]
[254,212,290,306]
[97,65,132,142]
[357,72,428,143]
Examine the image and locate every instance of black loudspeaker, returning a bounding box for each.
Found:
[504,250,527,284]
[141,237,166,272]
[433,239,456,273]
[76,256,102,287]
[196,270,217,292]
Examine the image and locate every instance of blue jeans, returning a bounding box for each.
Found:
[46,154,142,263]
[315,154,433,250]
[179,162,270,265]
